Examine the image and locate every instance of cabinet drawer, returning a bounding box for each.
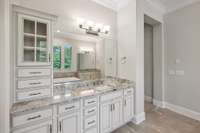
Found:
[59,101,80,114]
[13,109,52,127]
[84,115,97,130]
[84,97,97,107]
[18,78,51,89]
[84,106,97,117]
[124,88,133,96]
[85,127,97,133]
[18,68,51,77]
[16,88,51,101]
[100,91,123,102]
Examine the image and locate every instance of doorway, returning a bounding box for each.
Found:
[144,15,163,105]
[144,23,154,102]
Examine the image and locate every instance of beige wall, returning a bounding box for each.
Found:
[12,0,117,39]
[117,0,137,81]
[0,0,10,132]
[164,2,200,112]
[144,24,153,98]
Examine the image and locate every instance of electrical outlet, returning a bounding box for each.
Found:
[176,70,185,76]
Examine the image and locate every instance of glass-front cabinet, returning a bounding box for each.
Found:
[18,14,51,66]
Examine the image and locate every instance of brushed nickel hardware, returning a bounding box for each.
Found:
[27,115,41,121]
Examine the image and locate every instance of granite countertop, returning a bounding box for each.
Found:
[11,77,135,115]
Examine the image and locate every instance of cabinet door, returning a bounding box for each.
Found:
[18,14,51,66]
[13,122,52,133]
[124,95,134,123]
[100,102,112,133]
[111,98,123,130]
[59,112,80,133]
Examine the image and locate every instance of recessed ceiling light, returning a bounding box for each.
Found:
[57,30,60,33]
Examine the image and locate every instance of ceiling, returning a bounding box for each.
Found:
[155,0,200,13]
[91,0,131,11]
[92,0,200,13]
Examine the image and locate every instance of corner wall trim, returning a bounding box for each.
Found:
[132,112,146,125]
[145,96,153,102]
[153,99,166,108]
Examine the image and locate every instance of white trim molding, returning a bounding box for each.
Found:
[152,100,200,122]
[165,102,200,122]
[153,99,166,108]
[145,96,153,102]
[132,112,146,125]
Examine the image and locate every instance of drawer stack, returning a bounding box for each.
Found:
[15,68,52,102]
[83,96,98,133]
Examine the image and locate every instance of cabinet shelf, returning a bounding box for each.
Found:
[37,35,47,38]
[24,46,35,50]
[24,33,35,37]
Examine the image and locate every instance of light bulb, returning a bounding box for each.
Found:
[77,18,85,25]
[95,23,103,32]
[86,20,94,29]
[103,25,110,34]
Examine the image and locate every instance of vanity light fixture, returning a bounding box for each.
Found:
[77,18,110,36]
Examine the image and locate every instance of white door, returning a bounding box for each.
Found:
[111,98,123,130]
[59,112,80,133]
[100,101,112,133]
[13,122,52,133]
[124,95,133,122]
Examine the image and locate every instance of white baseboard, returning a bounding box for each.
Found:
[153,99,166,108]
[145,96,152,102]
[132,112,146,125]
[152,99,200,122]
[165,102,200,121]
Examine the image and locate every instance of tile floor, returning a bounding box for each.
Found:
[112,102,200,133]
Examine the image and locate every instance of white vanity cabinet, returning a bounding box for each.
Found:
[58,101,81,133]
[123,88,134,123]
[100,91,123,133]
[11,108,53,133]
[17,13,51,66]
[13,121,52,133]
[12,5,57,103]
[58,112,80,133]
[82,96,99,133]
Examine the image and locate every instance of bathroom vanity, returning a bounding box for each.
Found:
[11,78,135,133]
[10,5,135,133]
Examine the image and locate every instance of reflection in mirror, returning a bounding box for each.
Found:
[53,32,116,84]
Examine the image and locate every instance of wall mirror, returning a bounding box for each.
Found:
[53,31,117,83]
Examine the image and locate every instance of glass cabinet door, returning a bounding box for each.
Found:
[18,14,51,66]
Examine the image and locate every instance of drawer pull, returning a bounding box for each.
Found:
[88,101,95,104]
[124,100,127,106]
[29,72,42,74]
[88,120,95,125]
[27,115,41,121]
[88,109,95,113]
[29,82,41,85]
[29,92,41,96]
[65,106,75,110]
[127,90,132,93]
